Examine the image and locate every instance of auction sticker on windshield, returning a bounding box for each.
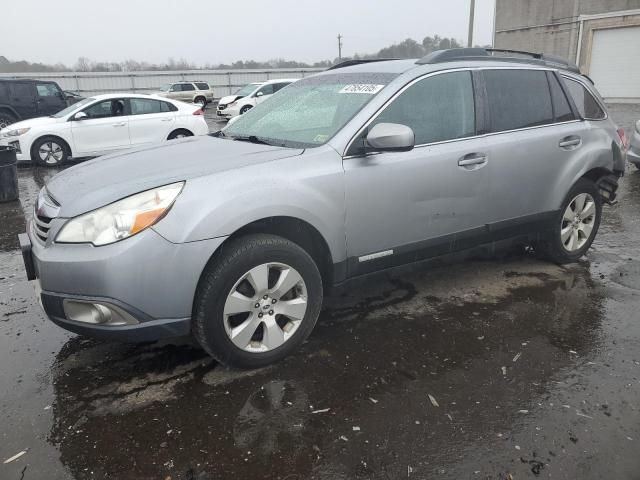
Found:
[339,84,385,94]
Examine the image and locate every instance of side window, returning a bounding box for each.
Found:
[547,73,575,122]
[83,99,126,119]
[272,82,288,93]
[370,71,476,145]
[10,83,34,98]
[160,101,177,112]
[563,78,606,120]
[130,98,163,115]
[0,83,8,101]
[182,83,195,92]
[36,83,60,97]
[195,82,209,90]
[170,84,181,92]
[257,84,274,96]
[484,70,554,132]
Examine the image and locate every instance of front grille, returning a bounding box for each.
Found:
[33,213,52,242]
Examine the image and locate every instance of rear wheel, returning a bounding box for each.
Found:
[541,178,602,263]
[31,136,70,167]
[167,129,193,140]
[0,112,17,130]
[193,234,323,369]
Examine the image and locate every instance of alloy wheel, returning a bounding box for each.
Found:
[561,192,596,251]
[39,141,64,165]
[223,262,308,353]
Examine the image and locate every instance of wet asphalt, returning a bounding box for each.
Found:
[1,107,640,479]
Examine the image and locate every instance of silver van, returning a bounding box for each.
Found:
[19,49,626,368]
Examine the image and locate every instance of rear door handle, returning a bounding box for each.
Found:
[160,118,173,122]
[458,153,488,169]
[559,136,582,149]
[112,122,126,127]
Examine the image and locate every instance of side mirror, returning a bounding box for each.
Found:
[255,91,264,97]
[73,111,88,121]
[366,123,415,152]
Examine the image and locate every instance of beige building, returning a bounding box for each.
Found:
[494,0,640,101]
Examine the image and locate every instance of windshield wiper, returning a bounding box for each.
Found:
[232,135,273,146]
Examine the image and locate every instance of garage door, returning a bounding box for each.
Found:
[589,26,640,99]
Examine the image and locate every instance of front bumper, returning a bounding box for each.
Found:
[0,138,28,161]
[20,224,227,341]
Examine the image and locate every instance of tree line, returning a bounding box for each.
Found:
[0,35,466,73]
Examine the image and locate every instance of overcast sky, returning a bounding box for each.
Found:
[5,0,496,66]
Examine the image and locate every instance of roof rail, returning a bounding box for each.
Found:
[327,58,400,70]
[416,48,581,74]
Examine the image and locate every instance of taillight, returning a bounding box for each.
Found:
[617,127,629,150]
[193,109,204,116]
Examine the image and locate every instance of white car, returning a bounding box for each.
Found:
[0,94,209,166]
[216,79,298,119]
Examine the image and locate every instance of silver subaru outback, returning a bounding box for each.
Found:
[19,49,626,368]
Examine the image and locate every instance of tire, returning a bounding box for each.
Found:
[194,96,207,106]
[31,136,70,167]
[167,129,193,140]
[240,105,252,115]
[193,234,323,369]
[0,112,17,130]
[541,178,602,264]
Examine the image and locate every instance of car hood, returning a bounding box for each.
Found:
[2,116,63,132]
[219,94,242,105]
[45,135,304,217]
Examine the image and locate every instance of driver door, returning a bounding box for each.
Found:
[255,84,274,104]
[71,99,131,155]
[344,70,491,276]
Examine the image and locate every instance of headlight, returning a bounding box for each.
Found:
[2,127,30,137]
[56,182,184,246]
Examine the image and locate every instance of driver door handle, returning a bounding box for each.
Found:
[458,153,488,169]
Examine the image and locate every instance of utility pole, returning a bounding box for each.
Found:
[467,0,475,47]
[337,34,343,61]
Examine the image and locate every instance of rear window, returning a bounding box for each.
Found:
[563,77,606,120]
[195,82,209,90]
[484,69,554,132]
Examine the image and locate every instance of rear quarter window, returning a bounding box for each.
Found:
[563,77,606,120]
[483,69,554,132]
[195,82,210,90]
[0,83,8,100]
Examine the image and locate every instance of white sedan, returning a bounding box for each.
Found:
[0,94,209,166]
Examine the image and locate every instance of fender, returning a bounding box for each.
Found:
[0,104,21,120]
[153,147,347,264]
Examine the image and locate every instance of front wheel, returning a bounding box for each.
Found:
[541,178,602,263]
[239,105,252,115]
[193,234,323,369]
[31,136,69,167]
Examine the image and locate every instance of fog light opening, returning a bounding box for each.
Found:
[62,300,138,326]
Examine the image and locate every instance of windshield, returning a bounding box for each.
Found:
[158,84,171,92]
[234,83,261,97]
[51,97,95,118]
[223,73,396,148]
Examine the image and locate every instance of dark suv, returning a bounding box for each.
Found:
[0,79,67,130]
